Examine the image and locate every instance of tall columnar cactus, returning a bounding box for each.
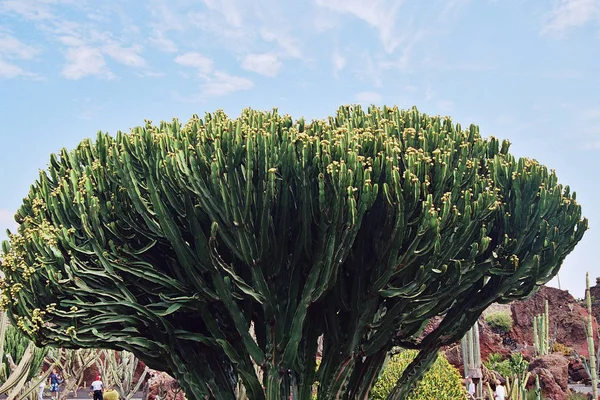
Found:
[97,349,149,400]
[533,300,549,357]
[461,321,481,396]
[0,106,587,400]
[45,348,101,399]
[584,272,598,399]
[0,310,49,400]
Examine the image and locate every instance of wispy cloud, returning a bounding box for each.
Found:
[202,71,253,97]
[0,59,37,78]
[175,53,253,97]
[175,52,214,75]
[0,0,56,20]
[259,29,302,59]
[0,32,40,59]
[0,31,41,78]
[1,1,154,80]
[314,0,405,53]
[241,53,282,77]
[103,43,146,68]
[541,0,600,36]
[62,46,113,80]
[149,29,178,53]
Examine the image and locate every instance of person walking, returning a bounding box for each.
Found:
[38,371,46,400]
[467,376,476,397]
[494,379,506,400]
[48,369,61,400]
[90,375,104,400]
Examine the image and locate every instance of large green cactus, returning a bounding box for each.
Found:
[0,106,587,400]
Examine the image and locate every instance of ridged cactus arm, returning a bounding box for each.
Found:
[0,105,587,399]
[0,311,7,381]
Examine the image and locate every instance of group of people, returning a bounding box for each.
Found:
[38,369,105,400]
[466,376,506,400]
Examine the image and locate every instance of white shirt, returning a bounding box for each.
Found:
[495,385,506,399]
[91,380,104,391]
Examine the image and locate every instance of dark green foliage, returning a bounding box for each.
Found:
[485,311,513,332]
[0,106,587,399]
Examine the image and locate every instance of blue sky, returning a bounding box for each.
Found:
[0,0,598,298]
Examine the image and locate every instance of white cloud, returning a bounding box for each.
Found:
[355,91,382,104]
[241,53,282,77]
[0,32,40,79]
[201,0,244,28]
[314,0,405,53]
[541,0,600,36]
[62,46,113,80]
[0,0,55,20]
[202,71,253,97]
[0,33,40,59]
[103,43,146,67]
[175,52,214,75]
[150,29,178,53]
[0,59,36,78]
[260,29,302,58]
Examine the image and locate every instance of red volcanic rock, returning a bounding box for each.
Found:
[444,343,462,369]
[527,367,569,400]
[569,358,591,384]
[590,277,600,328]
[511,286,598,357]
[143,371,185,400]
[478,317,510,362]
[529,354,570,391]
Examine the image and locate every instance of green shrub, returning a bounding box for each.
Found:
[566,393,588,400]
[509,352,529,376]
[552,342,573,356]
[484,353,512,378]
[370,350,465,400]
[485,311,514,332]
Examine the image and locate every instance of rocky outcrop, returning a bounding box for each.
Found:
[143,371,185,400]
[590,277,600,327]
[529,354,570,392]
[569,358,591,384]
[528,367,568,400]
[511,286,597,357]
[478,316,511,362]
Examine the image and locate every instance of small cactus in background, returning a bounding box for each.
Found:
[461,322,482,397]
[533,300,549,357]
[45,348,101,399]
[583,272,598,400]
[97,349,149,400]
[0,311,52,400]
